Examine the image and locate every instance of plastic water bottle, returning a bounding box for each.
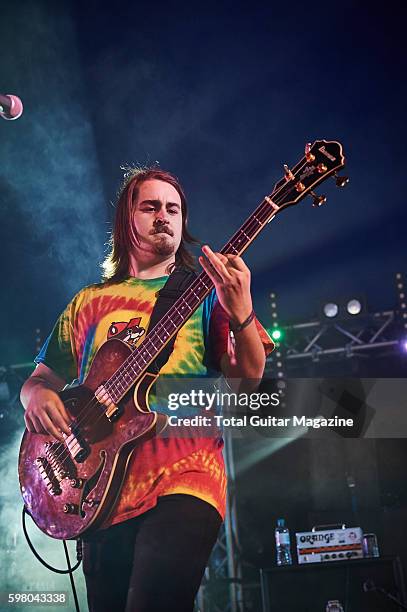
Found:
[326,601,344,612]
[275,518,292,565]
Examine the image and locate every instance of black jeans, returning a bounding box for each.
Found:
[82,494,223,612]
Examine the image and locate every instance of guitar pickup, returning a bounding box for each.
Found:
[63,428,89,463]
[95,384,121,422]
[105,404,121,422]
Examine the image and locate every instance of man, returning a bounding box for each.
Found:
[20,168,273,612]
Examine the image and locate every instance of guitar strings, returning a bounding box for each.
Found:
[101,148,317,394]
[104,156,311,393]
[45,164,306,472]
[45,159,311,474]
[105,171,303,392]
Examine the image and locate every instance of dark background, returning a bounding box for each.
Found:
[1,0,406,363]
[1,1,406,609]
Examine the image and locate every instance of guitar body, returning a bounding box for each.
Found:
[18,339,167,540]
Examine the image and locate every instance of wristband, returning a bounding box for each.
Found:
[229,309,255,333]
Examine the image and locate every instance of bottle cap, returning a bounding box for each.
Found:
[277,518,285,527]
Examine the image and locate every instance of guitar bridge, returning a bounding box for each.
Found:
[35,457,62,496]
[42,440,77,480]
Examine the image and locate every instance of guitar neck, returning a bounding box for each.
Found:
[102,139,346,402]
[104,195,278,402]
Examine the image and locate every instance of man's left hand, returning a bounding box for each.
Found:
[199,245,253,325]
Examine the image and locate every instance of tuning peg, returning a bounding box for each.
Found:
[310,191,327,207]
[333,172,349,187]
[284,164,295,181]
[305,143,315,162]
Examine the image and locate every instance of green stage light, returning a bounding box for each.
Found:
[271,328,283,341]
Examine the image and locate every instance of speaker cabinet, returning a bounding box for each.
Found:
[260,557,406,612]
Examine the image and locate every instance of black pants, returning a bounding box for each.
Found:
[82,494,223,612]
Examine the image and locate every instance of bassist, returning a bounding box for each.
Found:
[20,167,273,612]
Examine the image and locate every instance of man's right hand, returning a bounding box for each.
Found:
[21,364,71,441]
[24,388,71,440]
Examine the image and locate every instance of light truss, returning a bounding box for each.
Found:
[266,309,402,373]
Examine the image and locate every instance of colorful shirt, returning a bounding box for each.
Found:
[35,275,273,525]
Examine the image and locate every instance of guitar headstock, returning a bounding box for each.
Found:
[268,140,348,211]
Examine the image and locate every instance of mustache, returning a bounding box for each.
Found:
[150,225,173,236]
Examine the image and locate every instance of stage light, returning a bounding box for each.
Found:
[346,299,362,315]
[271,328,283,341]
[323,302,339,318]
[401,338,407,353]
[321,296,366,321]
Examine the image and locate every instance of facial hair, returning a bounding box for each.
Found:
[150,231,175,257]
[149,227,174,257]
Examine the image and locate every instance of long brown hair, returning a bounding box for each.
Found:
[101,167,199,282]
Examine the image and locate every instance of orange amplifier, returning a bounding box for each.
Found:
[296,526,363,564]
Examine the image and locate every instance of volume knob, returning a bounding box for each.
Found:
[70,478,84,489]
[63,503,78,514]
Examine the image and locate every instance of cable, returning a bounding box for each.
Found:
[22,507,82,611]
[22,507,82,573]
[63,539,80,612]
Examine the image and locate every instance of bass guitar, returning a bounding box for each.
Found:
[19,140,347,539]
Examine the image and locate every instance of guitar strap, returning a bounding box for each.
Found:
[145,268,198,374]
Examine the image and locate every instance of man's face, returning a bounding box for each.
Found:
[131,179,183,259]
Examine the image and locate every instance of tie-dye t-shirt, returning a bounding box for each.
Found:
[35,275,273,526]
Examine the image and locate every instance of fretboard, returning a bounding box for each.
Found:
[102,138,346,402]
[104,193,279,403]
